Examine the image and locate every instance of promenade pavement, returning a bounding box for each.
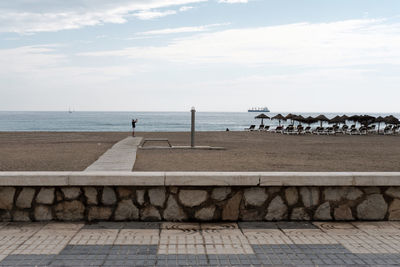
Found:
[0,221,400,266]
[85,137,142,171]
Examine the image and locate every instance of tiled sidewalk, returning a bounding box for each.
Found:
[0,221,400,266]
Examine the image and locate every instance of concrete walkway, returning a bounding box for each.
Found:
[85,137,142,172]
[0,221,400,266]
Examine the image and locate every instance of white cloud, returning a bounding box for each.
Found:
[179,6,194,11]
[218,0,248,3]
[133,10,177,20]
[136,23,230,35]
[80,19,400,67]
[0,0,207,33]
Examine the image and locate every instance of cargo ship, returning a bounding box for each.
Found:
[248,107,270,112]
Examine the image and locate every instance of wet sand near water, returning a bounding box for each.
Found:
[133,131,400,171]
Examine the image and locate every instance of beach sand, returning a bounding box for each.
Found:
[134,131,400,171]
[1,131,399,171]
[0,132,128,171]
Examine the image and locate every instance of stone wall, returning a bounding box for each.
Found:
[0,186,399,222]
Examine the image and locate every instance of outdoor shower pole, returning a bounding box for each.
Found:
[191,107,195,148]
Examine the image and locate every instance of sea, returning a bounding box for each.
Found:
[0,111,398,132]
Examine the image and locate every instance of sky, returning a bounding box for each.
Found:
[1,0,400,112]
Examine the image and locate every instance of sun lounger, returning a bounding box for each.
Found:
[392,125,399,134]
[284,125,296,135]
[325,127,336,135]
[257,125,265,131]
[341,125,349,134]
[297,125,304,134]
[359,126,367,135]
[262,125,270,131]
[314,127,326,135]
[245,125,255,131]
[383,125,393,135]
[367,125,377,134]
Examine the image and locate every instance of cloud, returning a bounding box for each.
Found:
[218,0,248,3]
[179,6,194,11]
[80,19,400,67]
[133,10,177,20]
[136,23,230,35]
[0,0,207,33]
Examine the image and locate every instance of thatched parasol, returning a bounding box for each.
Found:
[329,115,345,125]
[285,113,297,124]
[315,114,330,127]
[303,116,317,125]
[272,114,286,126]
[255,113,270,126]
[375,116,385,133]
[384,115,400,125]
[358,115,376,127]
[347,115,361,123]
[292,115,305,124]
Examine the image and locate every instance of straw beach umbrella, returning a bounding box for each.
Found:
[384,115,400,125]
[285,113,297,124]
[255,113,270,126]
[315,114,330,127]
[304,116,317,125]
[293,115,305,125]
[329,115,345,125]
[272,114,286,126]
[375,116,385,133]
[358,115,376,127]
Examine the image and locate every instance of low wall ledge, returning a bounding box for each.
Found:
[0,172,400,186]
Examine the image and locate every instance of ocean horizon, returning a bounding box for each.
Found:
[0,111,399,132]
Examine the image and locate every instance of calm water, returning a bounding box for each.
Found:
[0,111,398,132]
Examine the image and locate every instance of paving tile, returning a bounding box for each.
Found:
[69,229,119,245]
[243,229,293,245]
[11,222,84,255]
[238,222,278,229]
[158,244,206,254]
[160,229,203,245]
[200,222,238,230]
[82,222,125,230]
[162,222,201,230]
[277,222,317,229]
[123,222,161,229]
[114,229,159,245]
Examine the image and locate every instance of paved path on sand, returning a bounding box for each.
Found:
[85,136,142,171]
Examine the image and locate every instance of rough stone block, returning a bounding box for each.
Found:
[285,187,298,206]
[222,192,242,221]
[363,187,380,194]
[36,188,55,205]
[34,205,53,221]
[136,190,145,205]
[357,194,387,220]
[244,188,268,207]
[115,199,139,220]
[211,187,231,201]
[88,206,112,221]
[102,187,117,205]
[163,196,186,221]
[55,200,85,221]
[117,187,133,199]
[195,205,215,221]
[323,187,345,202]
[300,187,319,207]
[148,188,166,207]
[265,196,287,221]
[16,188,35,209]
[141,206,161,221]
[314,202,332,220]
[61,187,81,200]
[290,207,310,221]
[388,199,400,220]
[334,204,354,221]
[345,187,363,200]
[83,187,98,205]
[13,210,30,222]
[385,187,400,199]
[179,190,207,207]
[0,187,16,210]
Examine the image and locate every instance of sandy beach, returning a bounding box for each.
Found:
[0,132,128,171]
[134,131,400,172]
[1,131,399,171]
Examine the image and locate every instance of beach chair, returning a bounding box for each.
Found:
[392,125,399,135]
[325,127,335,135]
[333,125,342,134]
[367,125,377,134]
[263,125,270,131]
[346,125,356,135]
[304,126,312,134]
[384,125,393,135]
[257,125,265,131]
[284,125,295,135]
[359,126,367,135]
[314,127,326,135]
[245,125,256,131]
[296,125,304,134]
[341,125,349,134]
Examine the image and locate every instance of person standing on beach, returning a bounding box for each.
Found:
[131,119,138,137]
